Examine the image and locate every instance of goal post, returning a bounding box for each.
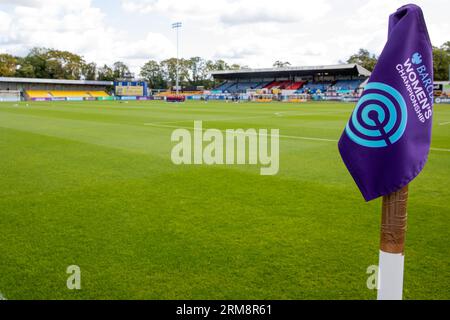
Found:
[0,90,21,102]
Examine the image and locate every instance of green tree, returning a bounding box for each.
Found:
[230,63,244,70]
[441,41,450,53]
[432,42,450,81]
[186,56,205,84]
[113,61,130,79]
[140,60,166,88]
[0,54,17,77]
[346,48,378,71]
[97,64,115,81]
[24,47,49,78]
[82,62,97,80]
[15,57,35,78]
[45,49,85,79]
[212,59,229,71]
[20,47,85,79]
[160,58,182,88]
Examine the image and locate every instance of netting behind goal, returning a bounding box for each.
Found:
[0,90,21,102]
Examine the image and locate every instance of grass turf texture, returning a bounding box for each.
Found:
[0,100,449,300]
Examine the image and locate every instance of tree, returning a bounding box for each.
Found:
[160,58,177,87]
[140,60,166,88]
[97,64,115,81]
[18,47,86,79]
[432,42,450,81]
[204,60,219,88]
[45,49,85,79]
[230,63,243,70]
[113,61,130,79]
[15,57,35,78]
[187,56,205,84]
[24,47,49,78]
[441,41,450,53]
[0,54,17,77]
[346,48,378,71]
[273,61,291,68]
[82,62,97,80]
[212,59,229,71]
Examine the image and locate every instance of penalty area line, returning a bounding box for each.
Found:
[430,147,450,152]
[144,110,350,126]
[144,122,338,143]
[143,123,450,152]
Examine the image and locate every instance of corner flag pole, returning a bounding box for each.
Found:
[377,185,408,300]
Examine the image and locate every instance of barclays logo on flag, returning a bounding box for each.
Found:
[412,52,422,65]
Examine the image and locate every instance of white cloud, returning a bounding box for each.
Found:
[0,10,11,33]
[0,0,174,73]
[118,0,449,68]
[0,0,449,73]
[120,0,331,24]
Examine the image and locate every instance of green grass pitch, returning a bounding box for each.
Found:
[0,100,449,300]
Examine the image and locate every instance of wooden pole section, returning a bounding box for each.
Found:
[377,185,409,300]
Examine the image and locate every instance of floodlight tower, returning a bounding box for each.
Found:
[172,21,182,95]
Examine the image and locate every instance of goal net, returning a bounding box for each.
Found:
[0,90,21,102]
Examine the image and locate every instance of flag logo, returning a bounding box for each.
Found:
[412,52,422,64]
[345,82,408,148]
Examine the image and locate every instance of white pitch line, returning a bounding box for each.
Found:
[145,122,338,143]
[144,110,349,126]
[0,292,6,300]
[145,115,273,125]
[439,121,450,126]
[430,147,450,152]
[144,122,450,152]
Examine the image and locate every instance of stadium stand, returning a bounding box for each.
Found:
[254,81,270,89]
[269,81,290,90]
[217,81,263,93]
[89,91,111,98]
[211,64,371,97]
[264,81,281,90]
[215,81,233,91]
[297,81,332,93]
[331,79,363,92]
[285,81,305,90]
[263,81,304,90]
[0,77,113,101]
[25,90,51,98]
[26,90,110,99]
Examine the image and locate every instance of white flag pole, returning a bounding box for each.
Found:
[377,185,408,300]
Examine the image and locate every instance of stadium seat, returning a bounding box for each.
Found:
[286,81,305,90]
[25,90,111,99]
[300,81,332,93]
[264,81,280,89]
[332,79,363,93]
[216,81,261,93]
[26,90,52,98]
[88,91,110,97]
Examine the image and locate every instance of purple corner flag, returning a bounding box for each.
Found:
[338,4,433,201]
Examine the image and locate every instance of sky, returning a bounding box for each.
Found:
[0,0,448,74]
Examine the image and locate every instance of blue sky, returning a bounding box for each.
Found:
[0,0,448,74]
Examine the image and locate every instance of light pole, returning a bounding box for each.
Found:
[172,22,182,95]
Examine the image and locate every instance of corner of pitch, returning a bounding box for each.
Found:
[170,121,280,175]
